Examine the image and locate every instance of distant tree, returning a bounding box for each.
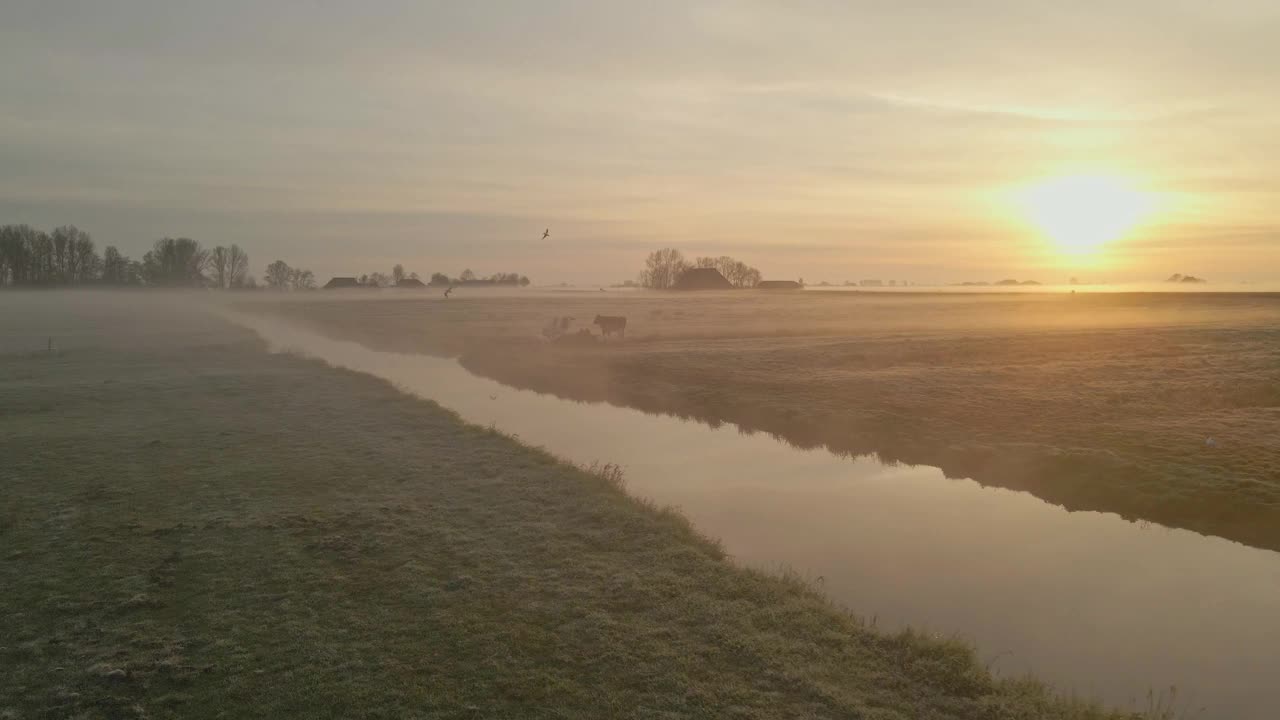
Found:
[142,237,208,286]
[460,268,476,282]
[729,261,761,288]
[290,267,316,290]
[367,271,390,288]
[264,260,293,290]
[429,272,450,286]
[392,264,406,284]
[210,246,231,288]
[209,245,250,288]
[639,248,689,289]
[359,274,370,286]
[0,225,43,285]
[48,225,97,283]
[519,275,530,287]
[694,255,760,288]
[32,230,54,283]
[101,246,128,284]
[227,244,250,288]
[51,225,72,282]
[73,233,100,282]
[409,271,419,280]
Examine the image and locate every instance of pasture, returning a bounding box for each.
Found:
[246,289,1280,553]
[0,294,1146,718]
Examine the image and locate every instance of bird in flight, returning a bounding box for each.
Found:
[541,228,550,240]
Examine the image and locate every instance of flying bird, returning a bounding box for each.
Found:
[541,228,550,240]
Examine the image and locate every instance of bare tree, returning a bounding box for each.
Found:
[392,264,406,284]
[694,255,760,288]
[227,244,250,287]
[290,268,316,290]
[142,238,208,286]
[264,260,293,290]
[210,246,230,288]
[639,248,688,289]
[460,268,476,282]
[102,246,128,284]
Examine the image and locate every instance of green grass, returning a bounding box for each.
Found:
[3,301,1152,719]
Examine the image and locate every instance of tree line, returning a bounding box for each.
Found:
[428,269,530,286]
[339,265,530,288]
[0,223,315,290]
[638,248,762,289]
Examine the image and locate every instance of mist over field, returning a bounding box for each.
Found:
[5,1,1280,718]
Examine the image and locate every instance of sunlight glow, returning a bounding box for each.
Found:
[1018,175,1154,259]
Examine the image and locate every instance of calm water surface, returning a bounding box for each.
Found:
[238,314,1280,718]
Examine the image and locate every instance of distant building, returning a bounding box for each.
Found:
[756,280,802,290]
[323,277,360,289]
[671,267,733,290]
[395,277,427,288]
[859,279,883,287]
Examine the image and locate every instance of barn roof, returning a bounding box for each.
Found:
[323,277,360,289]
[672,267,733,290]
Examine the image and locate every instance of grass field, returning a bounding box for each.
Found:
[1,295,1153,719]
[246,289,1280,553]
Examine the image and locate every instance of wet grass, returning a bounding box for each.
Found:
[1,299,1155,718]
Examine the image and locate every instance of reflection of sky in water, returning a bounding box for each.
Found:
[240,314,1280,718]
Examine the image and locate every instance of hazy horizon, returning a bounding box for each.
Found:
[3,1,1278,285]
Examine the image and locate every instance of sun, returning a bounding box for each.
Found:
[1017,174,1154,258]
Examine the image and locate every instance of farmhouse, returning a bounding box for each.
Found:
[323,277,360,289]
[395,278,427,288]
[672,267,733,290]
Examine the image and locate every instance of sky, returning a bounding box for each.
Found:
[2,1,1278,285]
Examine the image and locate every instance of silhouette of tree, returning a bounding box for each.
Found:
[102,246,127,284]
[460,268,476,282]
[264,260,293,290]
[695,255,761,288]
[367,271,390,288]
[227,245,250,287]
[429,272,450,286]
[0,225,40,285]
[519,275,530,287]
[209,244,251,289]
[210,246,231,288]
[639,248,688,289]
[290,267,316,290]
[142,238,208,286]
[392,264,406,284]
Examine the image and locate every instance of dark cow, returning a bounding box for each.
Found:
[593,315,627,339]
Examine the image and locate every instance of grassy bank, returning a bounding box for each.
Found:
[247,291,1280,553]
[2,299,1141,718]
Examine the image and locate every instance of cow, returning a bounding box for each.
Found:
[593,315,627,339]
